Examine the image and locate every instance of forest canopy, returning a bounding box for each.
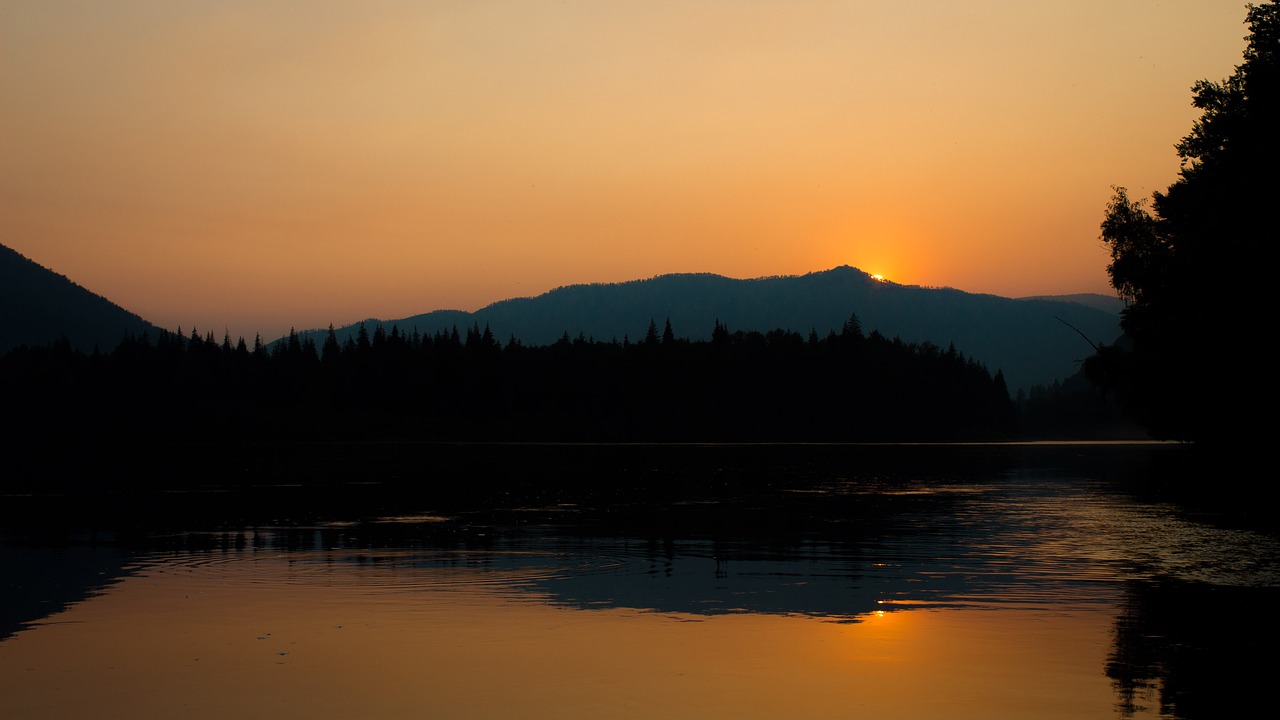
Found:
[2,317,1019,443]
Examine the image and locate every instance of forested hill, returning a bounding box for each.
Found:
[305,266,1120,392]
[0,243,157,354]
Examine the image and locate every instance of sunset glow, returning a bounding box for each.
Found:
[0,554,1123,720]
[0,1,1249,340]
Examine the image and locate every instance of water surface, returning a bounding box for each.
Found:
[2,443,1275,719]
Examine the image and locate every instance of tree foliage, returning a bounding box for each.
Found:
[1089,2,1278,442]
[1,315,1018,444]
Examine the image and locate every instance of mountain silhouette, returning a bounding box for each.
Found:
[304,267,1120,392]
[1017,293,1126,315]
[0,243,158,354]
[0,244,1118,394]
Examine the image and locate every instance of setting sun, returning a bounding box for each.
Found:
[0,1,1247,340]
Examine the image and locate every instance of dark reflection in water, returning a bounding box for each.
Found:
[3,442,1278,719]
[0,538,133,641]
[1108,579,1280,720]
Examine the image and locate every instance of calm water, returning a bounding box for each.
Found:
[2,443,1277,719]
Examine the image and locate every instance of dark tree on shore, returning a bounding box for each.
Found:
[1087,1,1278,443]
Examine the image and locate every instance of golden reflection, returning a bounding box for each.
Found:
[0,556,1152,720]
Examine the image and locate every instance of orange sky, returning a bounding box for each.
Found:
[1,1,1250,341]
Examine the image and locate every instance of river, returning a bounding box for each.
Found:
[2,442,1275,719]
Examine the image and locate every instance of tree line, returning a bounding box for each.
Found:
[1,314,1037,442]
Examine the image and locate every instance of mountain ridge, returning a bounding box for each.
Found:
[1,243,159,354]
[0,244,1120,394]
[300,265,1120,392]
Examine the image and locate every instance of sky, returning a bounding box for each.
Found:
[1,1,1253,341]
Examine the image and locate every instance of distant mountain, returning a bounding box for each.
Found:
[0,243,157,354]
[303,266,1121,392]
[1018,292,1126,315]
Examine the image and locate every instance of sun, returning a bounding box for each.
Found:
[870,274,887,282]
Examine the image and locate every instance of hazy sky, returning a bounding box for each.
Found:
[1,1,1251,340]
